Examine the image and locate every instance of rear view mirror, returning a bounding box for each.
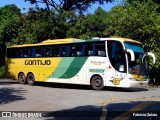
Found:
[126,49,135,61]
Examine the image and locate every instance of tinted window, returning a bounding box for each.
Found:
[107,41,126,72]
[6,41,106,58]
[84,41,106,57]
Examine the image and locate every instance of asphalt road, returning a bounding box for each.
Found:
[0,79,160,120]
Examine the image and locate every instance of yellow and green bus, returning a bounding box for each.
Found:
[5,38,156,90]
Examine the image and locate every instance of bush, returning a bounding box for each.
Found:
[0,65,5,78]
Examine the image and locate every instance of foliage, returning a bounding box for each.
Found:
[0,65,5,78]
[126,0,160,4]
[107,1,160,68]
[25,0,113,13]
[0,5,21,45]
[10,7,77,45]
[0,5,21,69]
[67,7,109,38]
[10,8,56,44]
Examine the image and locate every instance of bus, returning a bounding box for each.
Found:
[5,38,156,90]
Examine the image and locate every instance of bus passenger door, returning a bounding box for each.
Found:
[114,52,127,87]
[107,41,127,87]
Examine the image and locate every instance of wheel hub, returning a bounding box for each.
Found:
[95,79,102,87]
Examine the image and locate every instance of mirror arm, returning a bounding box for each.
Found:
[126,49,135,61]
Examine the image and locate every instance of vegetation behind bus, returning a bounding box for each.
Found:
[0,0,160,84]
[0,65,5,78]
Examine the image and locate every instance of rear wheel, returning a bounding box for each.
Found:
[91,76,104,90]
[27,73,35,85]
[18,72,26,84]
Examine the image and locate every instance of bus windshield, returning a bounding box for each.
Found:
[124,42,147,76]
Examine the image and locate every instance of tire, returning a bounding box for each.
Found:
[27,73,35,85]
[18,72,26,84]
[91,76,104,90]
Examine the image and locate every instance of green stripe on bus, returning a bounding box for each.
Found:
[89,69,105,73]
[59,57,88,79]
[49,57,74,78]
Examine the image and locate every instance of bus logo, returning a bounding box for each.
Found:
[25,60,51,65]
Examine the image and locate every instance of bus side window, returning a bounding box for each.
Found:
[80,44,86,56]
[88,44,94,56]
[17,49,22,58]
[76,44,83,56]
[66,46,71,56]
[53,47,59,57]
[35,48,42,57]
[71,43,84,57]
[23,48,30,58]
[71,46,76,56]
[31,48,36,57]
[7,48,18,58]
[44,47,51,57]
[95,42,106,57]
[107,41,125,72]
[61,46,66,56]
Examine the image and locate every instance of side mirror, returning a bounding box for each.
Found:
[147,52,156,65]
[142,52,156,65]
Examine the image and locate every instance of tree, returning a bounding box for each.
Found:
[0,4,21,72]
[11,8,56,44]
[67,7,109,38]
[107,1,160,83]
[25,0,113,13]
[11,7,77,44]
[127,0,160,4]
[107,1,160,51]
[0,5,21,45]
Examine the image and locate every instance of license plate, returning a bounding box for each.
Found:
[140,83,143,85]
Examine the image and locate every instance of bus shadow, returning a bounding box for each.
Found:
[0,80,149,92]
[35,82,148,92]
[43,101,160,120]
[36,82,92,90]
[104,87,149,92]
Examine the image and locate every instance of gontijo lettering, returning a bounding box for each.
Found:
[25,60,51,65]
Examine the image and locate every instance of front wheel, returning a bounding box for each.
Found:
[91,76,104,90]
[27,73,35,85]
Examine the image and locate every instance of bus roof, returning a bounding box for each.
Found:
[7,37,141,48]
